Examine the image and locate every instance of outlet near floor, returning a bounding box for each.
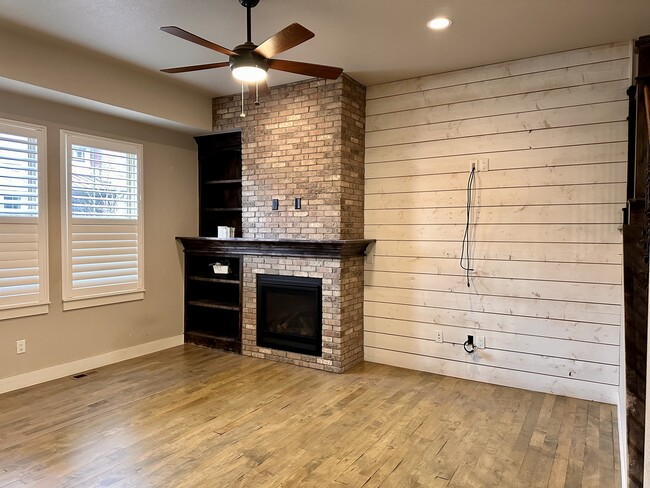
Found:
[16,339,26,354]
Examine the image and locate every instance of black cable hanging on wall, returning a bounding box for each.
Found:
[459,166,476,287]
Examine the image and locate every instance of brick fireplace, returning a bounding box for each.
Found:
[211,74,367,372]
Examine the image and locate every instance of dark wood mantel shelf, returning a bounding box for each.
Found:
[176,237,375,259]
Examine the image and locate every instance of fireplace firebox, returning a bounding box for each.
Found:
[257,274,322,356]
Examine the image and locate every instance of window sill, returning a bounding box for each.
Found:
[63,291,144,311]
[0,303,49,321]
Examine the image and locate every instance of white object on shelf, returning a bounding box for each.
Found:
[211,263,230,274]
[217,226,236,238]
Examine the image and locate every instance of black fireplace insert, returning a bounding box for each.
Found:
[256,274,322,356]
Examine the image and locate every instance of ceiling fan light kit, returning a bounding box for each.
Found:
[230,42,269,82]
[232,65,267,82]
[160,0,343,105]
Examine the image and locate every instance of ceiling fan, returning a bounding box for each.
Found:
[160,0,343,99]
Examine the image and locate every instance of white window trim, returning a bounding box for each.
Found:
[60,130,144,310]
[0,118,49,320]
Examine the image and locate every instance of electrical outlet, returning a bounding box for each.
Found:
[475,336,486,349]
[16,339,26,354]
[434,330,443,343]
[470,158,489,172]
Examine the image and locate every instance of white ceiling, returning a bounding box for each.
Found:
[1,0,650,98]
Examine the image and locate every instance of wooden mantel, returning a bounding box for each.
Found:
[176,237,375,259]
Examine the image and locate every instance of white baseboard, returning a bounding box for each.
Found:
[0,335,184,395]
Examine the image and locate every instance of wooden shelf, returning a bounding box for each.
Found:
[185,330,239,342]
[188,275,239,284]
[184,330,241,353]
[187,299,240,311]
[204,179,242,185]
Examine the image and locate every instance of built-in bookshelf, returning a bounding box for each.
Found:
[183,252,242,352]
[182,132,243,352]
[196,132,242,238]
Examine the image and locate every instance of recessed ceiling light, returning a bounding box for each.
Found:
[427,17,452,30]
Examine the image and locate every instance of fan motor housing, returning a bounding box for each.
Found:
[229,42,269,72]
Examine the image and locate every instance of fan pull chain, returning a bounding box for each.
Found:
[240,83,246,117]
[255,82,260,106]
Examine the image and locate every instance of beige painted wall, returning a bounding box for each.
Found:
[0,18,212,133]
[0,89,198,380]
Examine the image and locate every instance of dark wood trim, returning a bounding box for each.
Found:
[637,35,650,80]
[624,224,648,488]
[625,34,650,488]
[176,237,375,259]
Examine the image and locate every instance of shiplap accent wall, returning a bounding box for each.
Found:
[364,42,631,404]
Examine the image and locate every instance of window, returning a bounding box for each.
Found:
[61,131,144,310]
[0,118,49,320]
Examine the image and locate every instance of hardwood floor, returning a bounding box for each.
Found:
[0,345,620,487]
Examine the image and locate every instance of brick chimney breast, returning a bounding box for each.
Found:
[212,74,367,373]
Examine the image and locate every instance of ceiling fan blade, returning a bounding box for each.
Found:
[161,62,230,74]
[253,23,314,59]
[268,59,343,80]
[160,26,237,57]
[246,80,270,101]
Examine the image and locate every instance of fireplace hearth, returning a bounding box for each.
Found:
[257,274,322,356]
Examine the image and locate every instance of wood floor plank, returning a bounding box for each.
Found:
[0,345,620,487]
[465,385,529,487]
[598,403,618,488]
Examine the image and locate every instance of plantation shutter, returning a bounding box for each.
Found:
[0,119,48,319]
[61,131,144,309]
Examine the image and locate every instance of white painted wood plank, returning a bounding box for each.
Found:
[365,256,621,285]
[365,223,622,245]
[367,42,629,100]
[367,80,629,132]
[363,347,617,404]
[365,122,627,163]
[365,271,621,305]
[367,59,629,115]
[364,42,628,401]
[364,286,621,326]
[365,182,626,208]
[366,162,626,194]
[364,316,619,363]
[364,331,619,385]
[365,204,623,225]
[368,240,622,264]
[364,304,620,345]
[365,143,626,177]
[366,101,627,148]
